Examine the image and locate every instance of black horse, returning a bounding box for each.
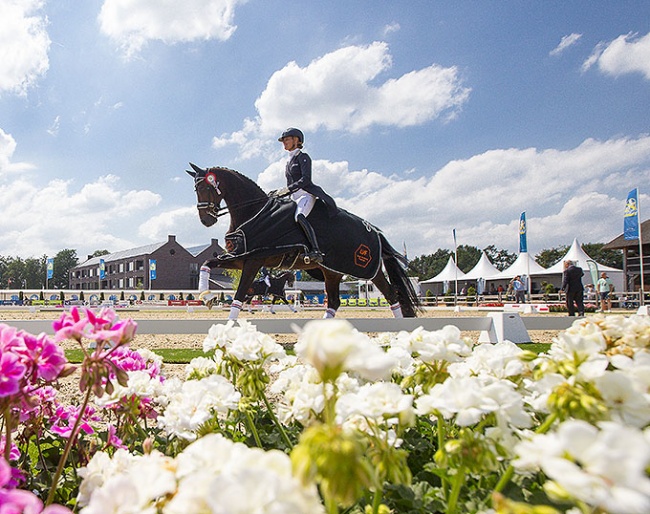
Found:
[244,271,297,314]
[186,164,419,320]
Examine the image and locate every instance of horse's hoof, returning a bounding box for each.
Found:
[205,298,216,310]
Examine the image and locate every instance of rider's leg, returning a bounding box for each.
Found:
[296,214,323,263]
[294,193,323,264]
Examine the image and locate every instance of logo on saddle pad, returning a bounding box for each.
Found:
[354,244,372,268]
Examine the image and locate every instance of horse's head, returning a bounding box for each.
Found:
[186,163,224,227]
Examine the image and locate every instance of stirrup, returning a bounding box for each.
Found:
[303,251,323,264]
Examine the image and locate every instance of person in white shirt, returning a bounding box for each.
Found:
[596,272,614,312]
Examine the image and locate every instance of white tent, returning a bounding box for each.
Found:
[542,238,624,290]
[545,238,622,273]
[463,251,501,280]
[498,252,548,279]
[421,256,466,283]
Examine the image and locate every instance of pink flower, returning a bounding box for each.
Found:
[17,332,68,382]
[0,458,72,513]
[0,351,26,398]
[52,306,112,343]
[49,404,98,439]
[90,318,138,348]
[0,324,23,353]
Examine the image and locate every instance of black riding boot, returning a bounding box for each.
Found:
[296,214,324,264]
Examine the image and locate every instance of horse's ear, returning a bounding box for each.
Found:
[190,162,205,174]
[185,169,196,178]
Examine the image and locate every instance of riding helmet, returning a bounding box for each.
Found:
[278,127,304,143]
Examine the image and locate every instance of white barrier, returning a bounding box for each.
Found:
[6,314,577,343]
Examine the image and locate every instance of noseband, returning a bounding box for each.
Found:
[194,173,269,220]
[194,175,228,220]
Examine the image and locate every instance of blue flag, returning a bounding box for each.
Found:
[624,188,640,240]
[519,212,527,253]
[149,259,157,281]
[99,259,105,280]
[46,258,54,279]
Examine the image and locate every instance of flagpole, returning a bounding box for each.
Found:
[453,229,458,306]
[638,190,645,306]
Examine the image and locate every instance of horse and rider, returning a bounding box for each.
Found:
[188,127,420,320]
[243,269,297,314]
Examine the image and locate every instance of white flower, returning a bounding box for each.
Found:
[415,376,499,426]
[448,341,527,379]
[78,450,176,512]
[548,330,609,379]
[594,371,650,427]
[514,420,650,513]
[295,319,395,381]
[185,355,219,379]
[157,374,241,440]
[390,325,473,363]
[203,320,237,352]
[337,382,414,429]
[168,434,325,514]
[93,370,165,408]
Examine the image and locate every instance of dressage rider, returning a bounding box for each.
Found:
[278,128,337,264]
[260,266,272,294]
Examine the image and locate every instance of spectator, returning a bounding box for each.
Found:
[561,260,584,316]
[512,275,526,303]
[596,272,614,313]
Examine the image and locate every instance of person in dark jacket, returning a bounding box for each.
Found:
[278,127,336,264]
[561,260,585,316]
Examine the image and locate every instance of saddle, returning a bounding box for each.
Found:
[218,198,383,280]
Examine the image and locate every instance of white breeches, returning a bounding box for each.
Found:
[291,190,316,220]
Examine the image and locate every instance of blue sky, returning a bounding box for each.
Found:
[1,1,650,267]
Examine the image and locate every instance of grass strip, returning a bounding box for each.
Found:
[65,348,206,364]
[65,343,552,365]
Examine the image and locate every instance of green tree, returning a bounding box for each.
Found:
[90,249,110,258]
[535,246,569,268]
[51,249,79,289]
[582,243,623,269]
[483,244,517,271]
[456,245,482,273]
[407,249,451,280]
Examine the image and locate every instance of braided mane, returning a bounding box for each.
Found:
[207,166,267,198]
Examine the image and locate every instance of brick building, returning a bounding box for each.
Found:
[69,235,227,290]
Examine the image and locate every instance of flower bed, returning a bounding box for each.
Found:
[1,307,650,513]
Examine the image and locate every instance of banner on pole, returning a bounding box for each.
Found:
[149,259,157,281]
[586,259,599,289]
[99,259,105,280]
[46,258,54,280]
[519,212,527,253]
[624,188,640,240]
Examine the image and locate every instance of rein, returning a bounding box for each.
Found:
[194,176,268,220]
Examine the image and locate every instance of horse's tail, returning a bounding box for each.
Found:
[379,233,421,317]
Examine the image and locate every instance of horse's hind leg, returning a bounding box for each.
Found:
[372,270,403,318]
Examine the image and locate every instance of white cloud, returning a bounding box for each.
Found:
[99,0,246,58]
[258,135,650,257]
[0,174,161,257]
[382,22,400,36]
[582,31,650,79]
[213,41,471,159]
[0,0,50,95]
[549,33,582,56]
[0,129,35,174]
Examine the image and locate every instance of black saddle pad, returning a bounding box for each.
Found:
[219,198,382,279]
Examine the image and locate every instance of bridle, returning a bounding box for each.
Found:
[194,175,228,220]
[193,172,270,220]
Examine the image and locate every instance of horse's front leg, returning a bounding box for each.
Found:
[230,262,262,320]
[322,269,343,318]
